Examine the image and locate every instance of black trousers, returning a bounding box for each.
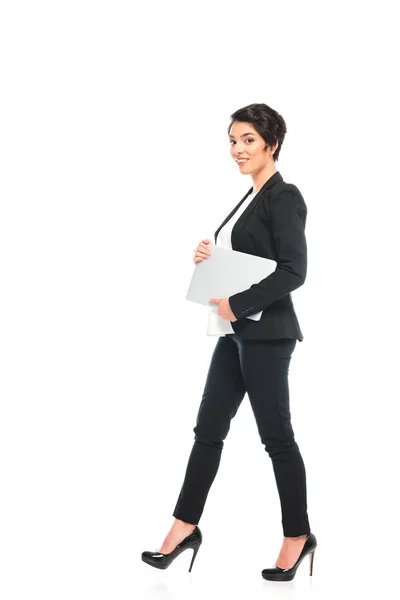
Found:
[172,333,310,537]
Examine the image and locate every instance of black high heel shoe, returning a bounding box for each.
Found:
[141,526,202,572]
[261,532,317,582]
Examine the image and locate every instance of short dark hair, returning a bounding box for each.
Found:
[227,103,287,161]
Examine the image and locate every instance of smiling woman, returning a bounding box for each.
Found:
[228,104,286,194]
[141,103,316,583]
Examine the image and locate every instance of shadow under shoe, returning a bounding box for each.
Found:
[262,532,317,582]
[141,526,203,572]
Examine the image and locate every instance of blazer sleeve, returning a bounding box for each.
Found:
[228,183,308,320]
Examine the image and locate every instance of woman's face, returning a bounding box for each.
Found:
[229,121,277,174]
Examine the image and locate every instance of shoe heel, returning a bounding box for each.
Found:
[309,550,315,576]
[188,544,200,572]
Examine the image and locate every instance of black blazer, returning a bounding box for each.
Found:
[214,171,308,341]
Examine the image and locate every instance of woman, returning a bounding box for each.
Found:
[141,103,317,582]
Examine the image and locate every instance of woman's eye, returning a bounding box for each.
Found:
[230,138,254,145]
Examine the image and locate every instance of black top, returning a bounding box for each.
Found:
[214,171,308,341]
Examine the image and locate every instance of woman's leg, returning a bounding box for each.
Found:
[173,334,247,523]
[159,335,246,553]
[233,336,310,564]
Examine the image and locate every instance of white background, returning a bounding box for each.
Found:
[1,1,399,598]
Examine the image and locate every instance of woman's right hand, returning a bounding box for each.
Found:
[193,239,212,263]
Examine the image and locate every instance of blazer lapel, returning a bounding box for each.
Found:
[214,171,283,243]
[214,191,253,243]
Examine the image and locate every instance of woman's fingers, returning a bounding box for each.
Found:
[193,239,212,263]
[199,240,212,254]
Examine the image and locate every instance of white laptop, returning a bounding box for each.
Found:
[186,245,277,319]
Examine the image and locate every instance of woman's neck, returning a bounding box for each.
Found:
[251,164,277,194]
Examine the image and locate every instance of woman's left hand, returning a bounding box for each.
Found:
[209,297,237,322]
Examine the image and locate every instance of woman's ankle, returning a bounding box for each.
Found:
[173,518,196,529]
[284,533,308,541]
